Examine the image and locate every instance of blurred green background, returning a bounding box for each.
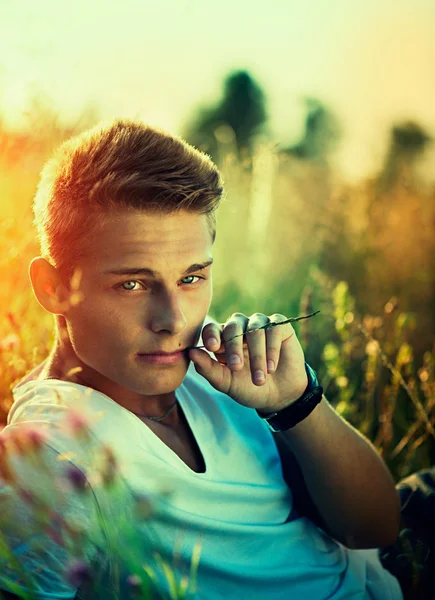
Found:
[0,0,434,481]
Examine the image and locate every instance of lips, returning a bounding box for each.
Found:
[136,350,186,365]
[138,348,187,356]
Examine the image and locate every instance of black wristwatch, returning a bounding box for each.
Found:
[256,362,323,432]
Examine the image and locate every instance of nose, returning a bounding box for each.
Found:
[149,289,187,335]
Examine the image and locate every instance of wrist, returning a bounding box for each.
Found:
[257,371,309,415]
[256,362,323,432]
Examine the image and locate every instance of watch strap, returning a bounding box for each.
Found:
[256,362,323,432]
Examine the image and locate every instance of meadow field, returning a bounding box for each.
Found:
[0,115,434,486]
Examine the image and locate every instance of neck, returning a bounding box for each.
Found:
[130,395,179,422]
[30,322,183,426]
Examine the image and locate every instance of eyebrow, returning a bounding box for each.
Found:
[104,259,214,278]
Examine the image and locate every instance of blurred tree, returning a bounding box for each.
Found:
[263,99,340,292]
[182,70,268,165]
[377,121,431,192]
[281,98,341,163]
[364,122,435,359]
[317,188,372,309]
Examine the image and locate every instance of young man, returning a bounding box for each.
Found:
[0,119,403,599]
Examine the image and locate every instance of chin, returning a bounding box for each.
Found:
[128,366,188,394]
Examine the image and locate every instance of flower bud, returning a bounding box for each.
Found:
[65,464,89,492]
[66,559,92,588]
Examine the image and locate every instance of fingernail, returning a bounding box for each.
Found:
[267,360,275,372]
[254,369,265,382]
[208,337,219,348]
[229,354,241,366]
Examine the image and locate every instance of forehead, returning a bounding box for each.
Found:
[79,209,213,275]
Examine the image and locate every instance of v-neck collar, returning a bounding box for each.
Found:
[11,367,209,477]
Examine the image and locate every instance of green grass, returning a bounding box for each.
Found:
[0,116,434,598]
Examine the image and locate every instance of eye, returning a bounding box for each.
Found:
[118,276,204,292]
[180,275,203,286]
[120,281,142,291]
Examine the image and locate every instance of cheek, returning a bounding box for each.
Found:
[66,301,126,354]
[197,279,213,308]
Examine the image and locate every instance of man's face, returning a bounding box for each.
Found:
[63,208,213,403]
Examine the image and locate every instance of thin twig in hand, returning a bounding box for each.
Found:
[188,310,320,350]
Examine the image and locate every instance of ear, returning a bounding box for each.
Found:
[29,257,70,315]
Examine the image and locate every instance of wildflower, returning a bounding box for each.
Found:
[65,408,91,441]
[66,559,92,587]
[100,445,118,486]
[384,297,399,314]
[5,311,18,330]
[0,452,15,484]
[24,426,47,452]
[10,431,27,456]
[365,340,378,357]
[65,464,89,493]
[8,426,47,457]
[133,493,153,520]
[126,573,143,595]
[418,369,429,383]
[0,332,20,352]
[336,376,349,388]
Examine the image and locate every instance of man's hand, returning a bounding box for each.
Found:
[188,312,308,413]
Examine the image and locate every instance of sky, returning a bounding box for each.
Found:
[1,0,434,180]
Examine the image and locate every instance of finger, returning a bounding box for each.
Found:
[222,313,249,371]
[201,322,224,353]
[246,313,270,385]
[188,348,229,392]
[265,314,287,373]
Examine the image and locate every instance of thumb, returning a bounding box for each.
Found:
[188,348,228,392]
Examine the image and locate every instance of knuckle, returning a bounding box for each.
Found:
[229,312,246,319]
[248,319,266,330]
[224,318,238,327]
[270,313,286,322]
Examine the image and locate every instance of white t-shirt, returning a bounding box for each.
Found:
[0,361,402,599]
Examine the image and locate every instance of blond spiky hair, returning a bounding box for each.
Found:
[33,118,224,284]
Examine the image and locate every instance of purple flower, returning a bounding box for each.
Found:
[66,559,91,587]
[126,574,143,596]
[65,465,88,492]
[64,408,92,441]
[126,574,142,588]
[25,427,47,451]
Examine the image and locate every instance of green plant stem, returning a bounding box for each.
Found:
[357,322,435,440]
